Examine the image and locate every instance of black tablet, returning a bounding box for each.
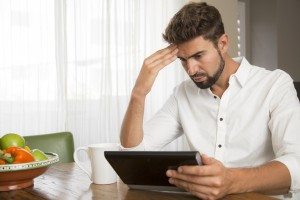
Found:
[104,151,201,192]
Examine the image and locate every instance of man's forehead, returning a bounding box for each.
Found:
[177,36,211,57]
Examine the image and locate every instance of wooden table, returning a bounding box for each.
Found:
[0,163,278,200]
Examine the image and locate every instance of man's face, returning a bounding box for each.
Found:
[177,36,225,89]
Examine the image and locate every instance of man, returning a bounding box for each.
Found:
[120,2,300,200]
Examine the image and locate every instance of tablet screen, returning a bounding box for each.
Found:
[104,151,201,188]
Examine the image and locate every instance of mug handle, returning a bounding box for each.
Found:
[73,147,92,180]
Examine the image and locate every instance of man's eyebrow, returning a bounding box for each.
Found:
[177,50,206,60]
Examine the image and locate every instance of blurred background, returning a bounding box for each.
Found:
[0,0,299,150]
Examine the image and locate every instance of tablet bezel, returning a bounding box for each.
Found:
[104,151,201,192]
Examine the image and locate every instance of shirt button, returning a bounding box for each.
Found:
[214,96,217,99]
[219,118,223,121]
[218,144,222,148]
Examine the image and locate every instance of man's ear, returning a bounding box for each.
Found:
[218,34,229,54]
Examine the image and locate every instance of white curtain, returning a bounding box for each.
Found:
[0,0,188,150]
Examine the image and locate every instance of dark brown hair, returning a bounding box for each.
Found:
[163,2,224,46]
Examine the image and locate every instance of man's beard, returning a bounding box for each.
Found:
[190,51,225,89]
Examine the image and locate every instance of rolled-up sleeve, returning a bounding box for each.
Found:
[121,93,183,151]
[275,155,300,193]
[120,140,145,151]
[142,94,183,150]
[268,72,300,194]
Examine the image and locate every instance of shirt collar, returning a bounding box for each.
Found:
[231,57,252,87]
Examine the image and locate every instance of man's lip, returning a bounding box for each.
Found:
[193,76,206,82]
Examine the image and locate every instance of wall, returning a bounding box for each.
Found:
[249,0,300,80]
[277,0,300,81]
[249,0,278,70]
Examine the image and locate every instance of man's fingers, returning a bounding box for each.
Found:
[169,165,221,176]
[193,191,209,200]
[166,170,222,187]
[146,44,177,63]
[177,165,217,176]
[148,49,178,72]
[144,45,177,65]
[201,154,215,165]
[169,178,214,197]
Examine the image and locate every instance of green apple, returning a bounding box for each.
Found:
[31,149,48,161]
[0,133,25,150]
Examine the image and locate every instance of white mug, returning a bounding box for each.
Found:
[73,143,119,184]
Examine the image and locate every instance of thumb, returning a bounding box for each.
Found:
[201,154,215,165]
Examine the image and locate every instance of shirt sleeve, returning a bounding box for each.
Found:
[120,141,145,151]
[120,92,183,151]
[142,93,183,150]
[268,71,300,194]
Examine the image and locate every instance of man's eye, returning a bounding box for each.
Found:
[194,55,202,60]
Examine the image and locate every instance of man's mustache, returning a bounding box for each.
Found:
[190,72,206,78]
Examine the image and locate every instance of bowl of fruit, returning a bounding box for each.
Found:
[0,133,59,191]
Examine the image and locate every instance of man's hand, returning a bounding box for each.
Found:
[133,45,178,97]
[166,154,234,200]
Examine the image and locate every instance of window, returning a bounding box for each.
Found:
[237,1,246,57]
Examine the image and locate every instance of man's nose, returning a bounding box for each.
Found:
[186,59,198,76]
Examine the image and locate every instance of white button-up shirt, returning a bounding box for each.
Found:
[125,57,300,199]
